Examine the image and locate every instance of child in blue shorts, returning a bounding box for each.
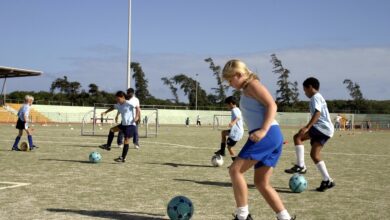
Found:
[222,60,294,220]
[285,77,335,192]
[12,95,37,151]
[99,91,138,163]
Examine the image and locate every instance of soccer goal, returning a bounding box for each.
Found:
[81,104,158,137]
[213,114,248,131]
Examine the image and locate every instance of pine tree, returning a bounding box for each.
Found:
[161,77,179,103]
[270,54,299,110]
[204,57,228,104]
[131,62,152,102]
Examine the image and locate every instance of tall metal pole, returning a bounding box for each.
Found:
[195,74,198,111]
[127,0,132,89]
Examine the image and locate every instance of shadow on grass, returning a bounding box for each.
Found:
[274,187,296,194]
[46,208,166,220]
[174,178,256,188]
[39,158,92,164]
[147,162,214,168]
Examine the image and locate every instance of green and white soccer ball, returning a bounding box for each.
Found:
[167,196,194,220]
[89,151,102,163]
[211,154,224,167]
[289,174,308,193]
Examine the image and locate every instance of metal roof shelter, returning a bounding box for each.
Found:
[0,66,42,105]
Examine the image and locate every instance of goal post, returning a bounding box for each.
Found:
[81,104,158,137]
[213,114,230,130]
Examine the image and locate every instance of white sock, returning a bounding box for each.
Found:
[235,205,249,220]
[316,161,331,181]
[277,209,291,220]
[295,145,305,167]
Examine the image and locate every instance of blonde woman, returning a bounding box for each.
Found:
[223,60,294,220]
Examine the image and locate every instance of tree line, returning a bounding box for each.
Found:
[5,55,390,113]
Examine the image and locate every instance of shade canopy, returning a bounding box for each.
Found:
[0,66,42,79]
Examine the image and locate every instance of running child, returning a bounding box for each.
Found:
[223,60,294,220]
[99,91,138,162]
[12,95,37,151]
[285,77,335,192]
[214,96,244,161]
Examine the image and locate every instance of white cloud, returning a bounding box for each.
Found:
[6,46,390,102]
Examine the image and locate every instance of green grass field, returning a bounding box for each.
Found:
[0,124,389,220]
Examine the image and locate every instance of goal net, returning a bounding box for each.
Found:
[213,114,248,131]
[81,104,158,137]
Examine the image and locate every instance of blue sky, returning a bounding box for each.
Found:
[1,0,390,101]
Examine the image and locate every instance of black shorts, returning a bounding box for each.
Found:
[16,118,27,130]
[227,137,238,147]
[309,126,330,146]
[118,124,136,139]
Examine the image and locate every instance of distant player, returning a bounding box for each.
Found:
[334,114,342,131]
[196,115,201,126]
[99,91,139,162]
[285,77,335,192]
[12,95,37,151]
[185,117,190,127]
[223,60,294,220]
[214,96,244,161]
[116,88,141,149]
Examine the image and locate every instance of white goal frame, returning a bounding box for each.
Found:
[81,104,158,137]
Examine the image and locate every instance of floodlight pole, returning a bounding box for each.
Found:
[126,0,132,89]
[195,74,198,111]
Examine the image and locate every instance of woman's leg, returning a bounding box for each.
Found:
[254,166,292,220]
[229,158,258,207]
[254,166,285,212]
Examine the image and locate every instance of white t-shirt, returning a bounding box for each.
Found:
[128,96,140,119]
[114,100,135,126]
[18,104,30,122]
[229,107,244,141]
[310,93,334,137]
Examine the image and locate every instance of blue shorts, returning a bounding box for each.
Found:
[16,118,27,130]
[118,124,136,139]
[309,126,330,146]
[238,125,284,169]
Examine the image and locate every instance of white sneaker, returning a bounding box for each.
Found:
[118,144,124,148]
[134,144,140,149]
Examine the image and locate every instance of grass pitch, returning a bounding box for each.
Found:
[0,123,389,220]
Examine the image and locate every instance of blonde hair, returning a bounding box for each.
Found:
[222,59,258,88]
[25,95,34,102]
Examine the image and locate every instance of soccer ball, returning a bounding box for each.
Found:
[167,196,194,220]
[289,174,308,193]
[19,142,30,151]
[89,152,102,163]
[211,154,224,167]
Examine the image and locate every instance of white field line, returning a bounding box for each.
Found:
[0,139,389,158]
[0,182,31,190]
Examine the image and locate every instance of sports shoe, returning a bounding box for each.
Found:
[30,145,38,151]
[11,147,20,151]
[117,144,124,148]
[114,156,126,163]
[316,179,335,192]
[233,214,253,220]
[214,149,226,156]
[284,165,307,174]
[99,144,111,151]
[277,215,296,220]
[134,144,140,149]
